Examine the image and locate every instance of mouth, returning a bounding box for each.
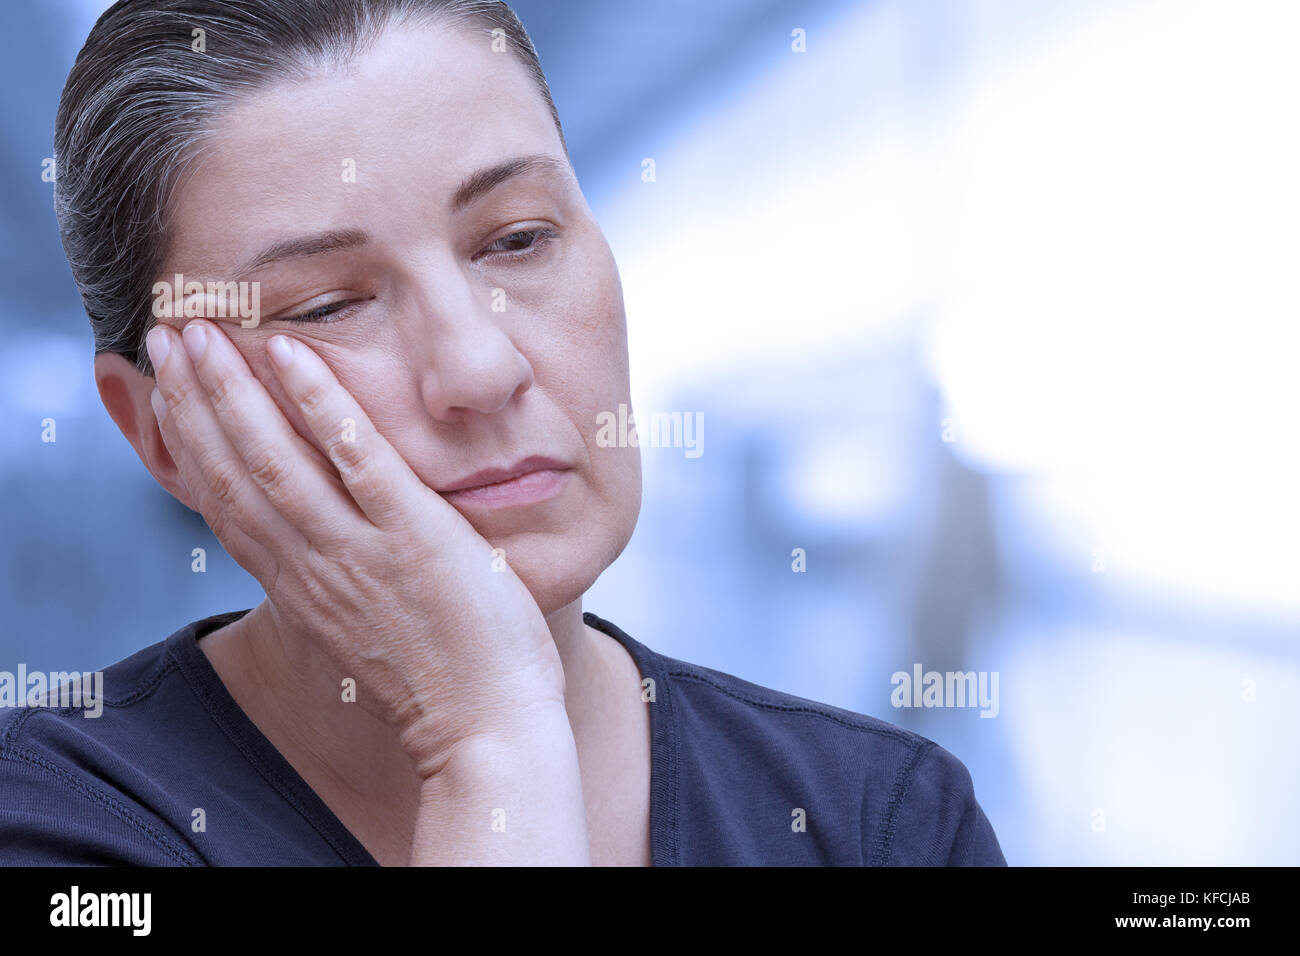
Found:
[436,455,572,509]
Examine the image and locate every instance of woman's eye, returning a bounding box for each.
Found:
[280,299,361,324]
[478,228,556,262]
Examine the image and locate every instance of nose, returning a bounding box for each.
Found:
[411,277,536,422]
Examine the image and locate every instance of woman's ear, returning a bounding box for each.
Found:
[94,350,196,510]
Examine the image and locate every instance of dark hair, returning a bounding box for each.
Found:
[54,0,568,379]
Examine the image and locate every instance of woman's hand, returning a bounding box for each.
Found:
[146,318,590,863]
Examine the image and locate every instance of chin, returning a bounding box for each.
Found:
[493,496,641,617]
[509,545,600,616]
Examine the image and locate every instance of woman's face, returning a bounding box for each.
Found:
[151,21,641,614]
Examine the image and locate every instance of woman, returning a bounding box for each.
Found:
[0,0,1005,866]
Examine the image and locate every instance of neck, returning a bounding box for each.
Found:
[202,595,611,800]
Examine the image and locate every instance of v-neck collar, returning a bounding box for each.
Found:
[167,607,679,866]
[168,607,379,865]
[583,610,680,866]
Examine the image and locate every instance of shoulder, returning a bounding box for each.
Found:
[0,625,210,865]
[665,653,1006,866]
[586,612,1006,866]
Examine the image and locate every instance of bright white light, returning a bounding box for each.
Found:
[922,0,1300,609]
[600,0,923,401]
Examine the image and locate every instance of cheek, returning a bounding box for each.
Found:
[528,244,631,416]
[321,345,421,457]
[228,338,318,454]
[237,336,409,465]
[598,443,643,530]
[580,440,643,590]
[566,239,628,353]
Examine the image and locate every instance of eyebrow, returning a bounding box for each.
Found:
[235,228,370,277]
[232,154,571,277]
[450,153,571,213]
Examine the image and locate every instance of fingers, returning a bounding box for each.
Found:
[173,320,369,548]
[148,322,307,561]
[264,332,440,531]
[152,384,270,575]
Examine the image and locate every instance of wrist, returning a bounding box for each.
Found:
[407,702,591,866]
[402,699,573,782]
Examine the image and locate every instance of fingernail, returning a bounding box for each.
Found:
[268,335,294,370]
[145,327,171,370]
[150,387,168,424]
[182,322,208,361]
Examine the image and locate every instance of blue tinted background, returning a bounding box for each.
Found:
[3,0,1297,865]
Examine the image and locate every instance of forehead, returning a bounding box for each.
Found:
[164,20,563,272]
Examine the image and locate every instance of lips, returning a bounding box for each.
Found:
[436,455,572,493]
[435,455,573,509]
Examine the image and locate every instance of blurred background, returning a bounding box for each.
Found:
[2,0,1297,865]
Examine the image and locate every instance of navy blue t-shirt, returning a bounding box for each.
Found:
[0,609,1006,865]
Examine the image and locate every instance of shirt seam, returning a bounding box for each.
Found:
[0,664,175,746]
[660,663,682,866]
[664,668,918,744]
[666,667,931,866]
[0,744,202,866]
[167,636,372,866]
[869,738,936,865]
[582,612,681,867]
[0,706,37,749]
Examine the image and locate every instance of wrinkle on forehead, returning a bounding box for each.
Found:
[158,20,561,284]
